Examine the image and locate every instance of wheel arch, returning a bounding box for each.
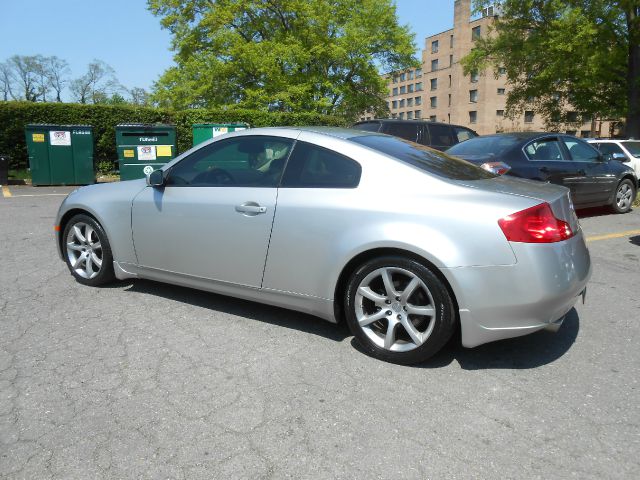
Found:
[332,247,460,325]
[58,208,103,256]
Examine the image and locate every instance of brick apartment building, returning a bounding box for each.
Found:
[367,0,614,138]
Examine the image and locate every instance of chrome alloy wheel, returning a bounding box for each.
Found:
[66,222,103,279]
[354,267,436,352]
[616,182,633,211]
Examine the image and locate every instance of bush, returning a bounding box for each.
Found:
[0,101,347,169]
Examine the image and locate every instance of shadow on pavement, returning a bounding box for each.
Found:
[119,279,579,370]
[576,206,613,218]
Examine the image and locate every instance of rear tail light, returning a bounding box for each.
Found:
[481,161,511,175]
[498,203,575,243]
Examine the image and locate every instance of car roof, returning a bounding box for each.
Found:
[353,118,474,129]
[236,126,385,141]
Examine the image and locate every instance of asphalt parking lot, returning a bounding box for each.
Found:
[1,184,639,479]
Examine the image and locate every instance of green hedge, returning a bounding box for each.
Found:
[0,101,347,169]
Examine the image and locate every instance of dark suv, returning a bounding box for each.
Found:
[351,119,478,151]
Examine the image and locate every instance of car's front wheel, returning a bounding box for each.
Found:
[63,214,115,286]
[612,179,636,214]
[344,256,456,365]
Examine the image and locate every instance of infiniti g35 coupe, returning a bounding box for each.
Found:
[55,128,591,364]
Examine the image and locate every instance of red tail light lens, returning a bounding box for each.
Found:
[480,161,511,175]
[498,203,575,243]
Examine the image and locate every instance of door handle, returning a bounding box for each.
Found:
[235,203,267,214]
[577,169,586,175]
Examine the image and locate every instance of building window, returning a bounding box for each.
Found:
[415,96,422,105]
[431,59,439,72]
[408,70,414,80]
[469,89,478,103]
[392,75,398,83]
[415,82,423,91]
[399,99,405,108]
[469,111,478,124]
[580,130,591,137]
[400,72,406,82]
[430,78,438,91]
[408,84,414,93]
[430,96,437,108]
[472,26,481,40]
[567,111,579,122]
[392,100,398,109]
[496,110,504,117]
[498,67,506,75]
[432,40,439,53]
[415,68,422,78]
[407,98,413,107]
[449,75,452,87]
[470,70,479,83]
[415,110,421,119]
[450,55,454,67]
[400,85,406,94]
[430,115,437,122]
[399,112,405,119]
[392,87,398,96]
[566,130,577,136]
[448,94,452,106]
[524,111,535,123]
[391,113,397,119]
[450,34,454,48]
[497,88,505,95]
[407,111,413,120]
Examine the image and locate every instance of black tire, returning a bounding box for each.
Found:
[344,256,456,365]
[611,179,636,214]
[62,213,115,286]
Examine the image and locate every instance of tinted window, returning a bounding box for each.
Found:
[281,141,361,188]
[166,136,293,187]
[563,138,599,162]
[447,136,520,156]
[597,143,625,156]
[350,135,495,181]
[453,126,477,143]
[353,122,381,133]
[428,124,454,147]
[622,141,640,157]
[383,123,419,142]
[524,138,564,161]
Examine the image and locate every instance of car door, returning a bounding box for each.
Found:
[426,123,456,151]
[131,135,295,287]
[561,136,614,205]
[520,136,589,200]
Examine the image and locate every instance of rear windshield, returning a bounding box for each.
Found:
[447,135,520,156]
[622,141,640,157]
[352,122,382,132]
[350,134,495,180]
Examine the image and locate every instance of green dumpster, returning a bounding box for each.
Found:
[25,124,95,186]
[116,124,177,181]
[192,123,248,147]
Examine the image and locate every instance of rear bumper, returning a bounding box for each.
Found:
[441,230,591,348]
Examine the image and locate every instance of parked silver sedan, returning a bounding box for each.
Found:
[55,127,591,364]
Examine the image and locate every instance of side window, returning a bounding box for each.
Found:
[563,137,600,162]
[166,136,293,187]
[383,123,420,142]
[453,126,476,143]
[353,122,381,132]
[281,141,362,188]
[597,143,624,156]
[524,138,564,161]
[428,124,455,148]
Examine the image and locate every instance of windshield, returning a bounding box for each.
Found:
[349,134,495,180]
[446,135,520,156]
[622,141,640,157]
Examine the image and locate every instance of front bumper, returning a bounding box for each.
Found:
[441,230,591,348]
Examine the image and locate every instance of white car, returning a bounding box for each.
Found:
[588,139,640,183]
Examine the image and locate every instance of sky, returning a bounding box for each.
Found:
[0,0,457,97]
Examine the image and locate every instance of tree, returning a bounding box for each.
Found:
[463,0,640,137]
[70,60,121,104]
[0,61,16,101]
[147,0,417,117]
[43,56,70,102]
[8,55,42,101]
[129,87,150,106]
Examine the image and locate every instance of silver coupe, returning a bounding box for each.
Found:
[55,127,591,364]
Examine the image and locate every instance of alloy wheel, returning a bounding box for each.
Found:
[616,182,633,211]
[66,222,103,279]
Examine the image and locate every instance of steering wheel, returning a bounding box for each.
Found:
[193,168,234,185]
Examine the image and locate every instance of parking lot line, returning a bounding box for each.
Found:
[586,229,640,243]
[1,185,11,197]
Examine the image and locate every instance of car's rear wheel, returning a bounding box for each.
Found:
[344,256,456,365]
[63,214,115,286]
[612,179,635,214]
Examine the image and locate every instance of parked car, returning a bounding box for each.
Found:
[352,119,478,150]
[588,139,640,180]
[446,132,637,213]
[55,127,590,364]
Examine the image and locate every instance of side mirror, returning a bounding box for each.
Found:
[612,152,629,162]
[146,169,165,187]
[600,153,612,162]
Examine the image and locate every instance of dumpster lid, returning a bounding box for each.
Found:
[116,124,175,128]
[193,123,249,127]
[26,124,93,129]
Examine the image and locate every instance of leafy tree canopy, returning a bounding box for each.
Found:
[463,0,640,136]
[147,0,418,117]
